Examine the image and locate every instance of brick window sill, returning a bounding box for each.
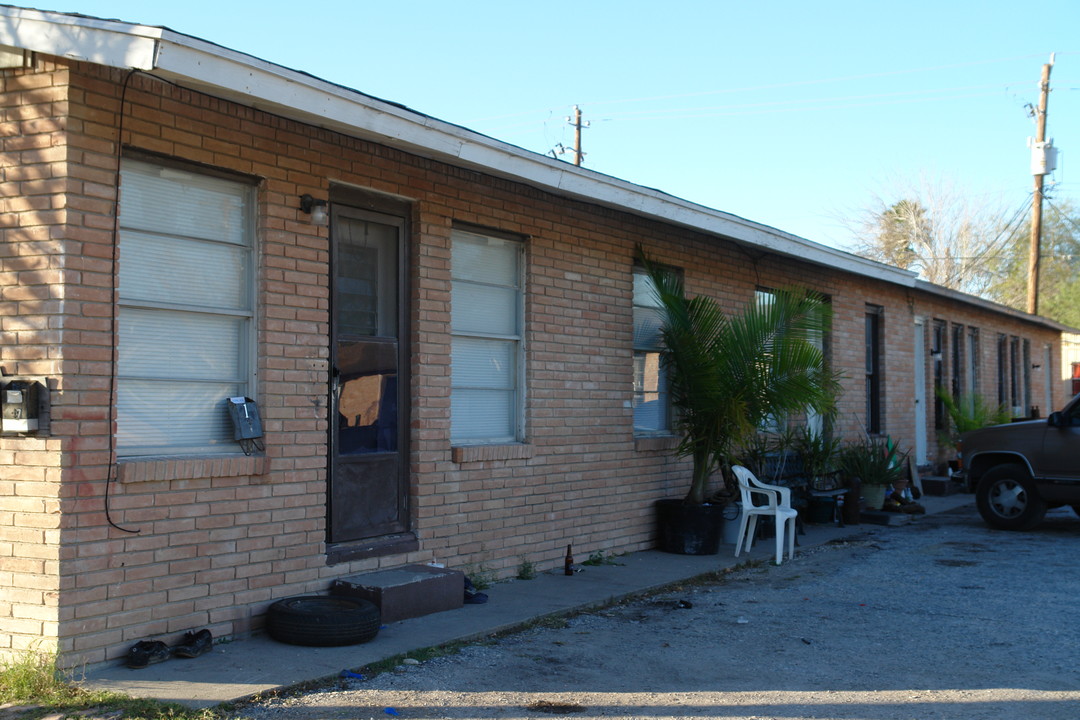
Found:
[117,454,269,482]
[451,443,534,464]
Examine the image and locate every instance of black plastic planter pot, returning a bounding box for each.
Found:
[656,499,725,555]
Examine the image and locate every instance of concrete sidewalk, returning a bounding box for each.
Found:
[83,494,974,708]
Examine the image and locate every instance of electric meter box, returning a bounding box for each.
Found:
[1,378,44,433]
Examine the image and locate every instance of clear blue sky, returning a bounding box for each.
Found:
[49,0,1080,249]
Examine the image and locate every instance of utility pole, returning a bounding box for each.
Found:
[1027,54,1055,315]
[567,105,589,166]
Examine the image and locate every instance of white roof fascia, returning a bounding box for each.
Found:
[154,40,471,158]
[1,6,914,288]
[0,6,160,69]
[153,34,915,284]
[914,279,1078,333]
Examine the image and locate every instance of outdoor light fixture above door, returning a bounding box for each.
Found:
[299,193,329,227]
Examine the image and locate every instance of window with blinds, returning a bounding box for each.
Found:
[450,229,523,444]
[116,158,255,456]
[633,267,670,433]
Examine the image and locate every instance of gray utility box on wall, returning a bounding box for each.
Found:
[1,377,48,435]
[331,564,464,623]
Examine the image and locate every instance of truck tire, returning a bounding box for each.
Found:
[975,464,1046,531]
[267,595,381,646]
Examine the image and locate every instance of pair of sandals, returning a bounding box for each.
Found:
[127,629,213,668]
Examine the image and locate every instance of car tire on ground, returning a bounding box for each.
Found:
[975,463,1046,531]
[267,595,381,647]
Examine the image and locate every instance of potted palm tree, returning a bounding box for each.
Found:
[639,249,838,554]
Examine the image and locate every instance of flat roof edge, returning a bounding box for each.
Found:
[0,7,969,293]
[914,279,1079,333]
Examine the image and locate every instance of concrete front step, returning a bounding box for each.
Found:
[331,564,464,623]
[922,475,966,496]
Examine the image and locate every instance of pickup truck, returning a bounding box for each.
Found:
[961,393,1080,530]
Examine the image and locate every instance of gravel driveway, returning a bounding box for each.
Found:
[229,504,1080,720]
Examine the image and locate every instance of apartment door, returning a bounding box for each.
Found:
[913,318,928,466]
[328,207,409,544]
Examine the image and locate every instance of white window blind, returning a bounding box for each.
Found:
[450,229,522,444]
[633,268,670,433]
[117,159,254,456]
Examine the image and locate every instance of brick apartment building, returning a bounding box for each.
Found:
[0,7,1072,667]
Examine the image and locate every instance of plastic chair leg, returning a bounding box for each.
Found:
[734,514,749,556]
[773,522,785,565]
[735,515,757,557]
[772,516,797,564]
[744,516,758,553]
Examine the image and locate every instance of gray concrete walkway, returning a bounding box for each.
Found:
[82,494,973,708]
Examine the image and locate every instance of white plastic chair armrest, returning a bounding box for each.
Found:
[748,476,792,508]
[746,486,779,509]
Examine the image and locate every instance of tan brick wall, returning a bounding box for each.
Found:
[905,292,1062,469]
[0,57,72,660]
[0,58,1065,667]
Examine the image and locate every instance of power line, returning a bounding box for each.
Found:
[985,193,1037,257]
[1045,196,1080,235]
[925,195,1080,263]
[483,89,1021,133]
[590,83,1024,120]
[483,91,1013,133]
[467,53,1051,126]
[582,54,1050,110]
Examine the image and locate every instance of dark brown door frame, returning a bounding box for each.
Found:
[327,199,414,562]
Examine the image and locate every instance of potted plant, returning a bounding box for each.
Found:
[794,424,846,523]
[794,424,841,490]
[640,249,837,554]
[839,437,907,512]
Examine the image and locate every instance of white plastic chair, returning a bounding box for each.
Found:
[732,464,798,565]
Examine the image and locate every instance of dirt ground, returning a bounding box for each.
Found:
[228,505,1080,720]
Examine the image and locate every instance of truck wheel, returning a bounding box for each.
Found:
[267,596,381,646]
[975,464,1046,531]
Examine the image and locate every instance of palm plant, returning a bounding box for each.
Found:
[639,249,838,505]
[935,387,1011,449]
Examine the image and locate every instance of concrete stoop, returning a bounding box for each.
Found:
[921,475,966,496]
[330,564,464,623]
